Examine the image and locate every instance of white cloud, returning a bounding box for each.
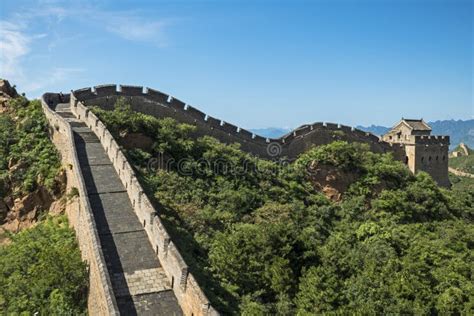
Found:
[105,15,168,45]
[0,21,31,82]
[22,67,85,95]
[0,2,173,94]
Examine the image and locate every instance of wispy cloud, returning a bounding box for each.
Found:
[22,67,85,94]
[0,1,174,95]
[104,14,169,46]
[0,21,32,82]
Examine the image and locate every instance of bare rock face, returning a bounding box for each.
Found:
[2,186,53,231]
[0,79,19,113]
[0,79,18,98]
[306,161,359,201]
[120,132,154,151]
[0,169,68,233]
[0,200,8,222]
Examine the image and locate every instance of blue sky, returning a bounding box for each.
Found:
[0,0,472,129]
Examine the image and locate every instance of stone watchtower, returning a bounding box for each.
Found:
[382,119,450,187]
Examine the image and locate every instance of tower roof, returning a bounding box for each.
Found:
[399,118,431,131]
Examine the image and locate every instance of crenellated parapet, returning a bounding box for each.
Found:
[41,93,120,315]
[413,135,450,146]
[71,84,399,161]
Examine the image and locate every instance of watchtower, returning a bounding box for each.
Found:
[382,119,450,187]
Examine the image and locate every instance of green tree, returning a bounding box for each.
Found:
[0,216,88,314]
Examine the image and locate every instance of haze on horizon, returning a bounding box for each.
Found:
[0,0,472,129]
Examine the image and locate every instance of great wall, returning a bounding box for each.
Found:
[40,84,450,315]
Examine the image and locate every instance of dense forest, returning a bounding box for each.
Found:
[92,99,474,315]
[0,95,87,314]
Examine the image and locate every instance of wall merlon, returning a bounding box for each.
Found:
[253,134,267,143]
[185,105,207,121]
[339,125,352,133]
[146,88,170,104]
[169,98,186,111]
[206,116,222,129]
[119,85,144,96]
[73,87,94,100]
[281,134,295,144]
[294,125,311,137]
[352,129,367,138]
[168,243,188,268]
[94,84,118,96]
[237,128,254,141]
[325,123,338,129]
[366,133,380,142]
[311,122,325,129]
[220,122,239,134]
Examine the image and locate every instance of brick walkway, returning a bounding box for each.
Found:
[55,103,182,315]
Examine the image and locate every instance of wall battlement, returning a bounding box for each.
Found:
[72,84,390,157]
[72,84,394,161]
[413,135,450,145]
[70,84,449,187]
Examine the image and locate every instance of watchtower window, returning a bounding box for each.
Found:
[429,156,432,162]
[421,157,425,163]
[436,156,439,161]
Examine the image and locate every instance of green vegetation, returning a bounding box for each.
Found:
[93,99,474,315]
[0,95,87,314]
[450,174,474,193]
[449,144,474,191]
[450,154,474,174]
[0,216,88,314]
[0,96,61,197]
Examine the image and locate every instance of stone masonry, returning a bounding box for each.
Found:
[42,96,185,315]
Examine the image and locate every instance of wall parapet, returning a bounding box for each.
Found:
[41,93,119,315]
[414,135,450,145]
[73,85,392,161]
[70,93,219,316]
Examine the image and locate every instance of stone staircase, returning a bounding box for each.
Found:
[54,103,182,315]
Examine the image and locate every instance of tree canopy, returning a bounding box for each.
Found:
[92,99,474,315]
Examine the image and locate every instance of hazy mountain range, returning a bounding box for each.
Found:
[250,119,474,149]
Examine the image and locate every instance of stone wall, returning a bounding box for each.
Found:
[72,84,405,161]
[69,93,218,316]
[41,94,119,316]
[410,136,450,187]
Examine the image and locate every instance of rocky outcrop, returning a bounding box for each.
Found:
[0,169,67,234]
[306,162,359,201]
[0,79,18,112]
[120,132,154,151]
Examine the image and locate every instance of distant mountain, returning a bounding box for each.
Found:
[250,127,291,139]
[356,125,390,136]
[358,119,474,149]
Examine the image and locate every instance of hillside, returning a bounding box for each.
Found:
[449,143,474,192]
[0,81,87,314]
[92,98,474,315]
[450,144,474,174]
